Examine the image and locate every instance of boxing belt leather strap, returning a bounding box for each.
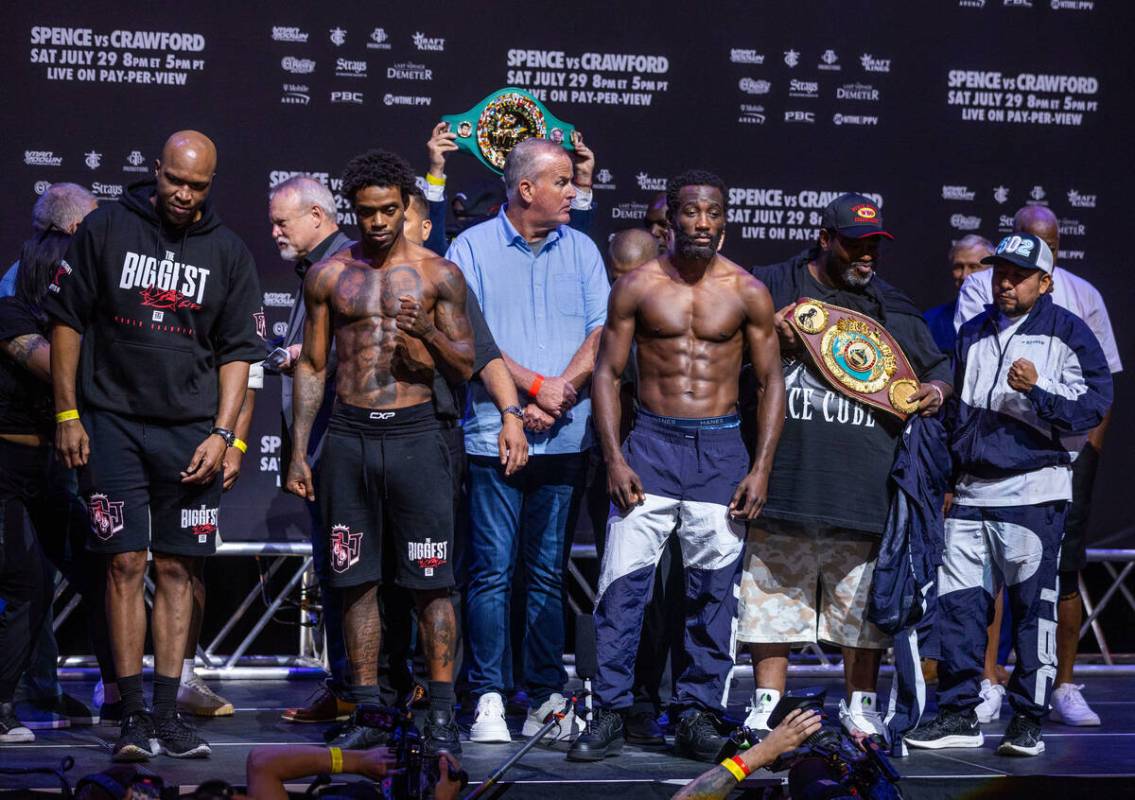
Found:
[787,297,921,420]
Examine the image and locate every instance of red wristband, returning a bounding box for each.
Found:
[731,755,752,777]
[528,375,545,397]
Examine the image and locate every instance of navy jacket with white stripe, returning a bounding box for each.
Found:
[950,292,1113,481]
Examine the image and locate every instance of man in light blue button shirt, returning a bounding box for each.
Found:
[446,138,609,743]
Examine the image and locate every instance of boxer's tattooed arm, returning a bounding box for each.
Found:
[1,333,51,383]
[291,263,334,462]
[419,263,474,385]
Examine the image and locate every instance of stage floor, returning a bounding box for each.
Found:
[5,673,1135,798]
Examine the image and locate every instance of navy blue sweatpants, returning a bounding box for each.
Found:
[937,501,1066,721]
[593,410,749,714]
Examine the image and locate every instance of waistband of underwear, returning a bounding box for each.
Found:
[328,400,440,435]
[634,407,741,431]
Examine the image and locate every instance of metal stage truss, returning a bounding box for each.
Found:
[51,545,1135,677]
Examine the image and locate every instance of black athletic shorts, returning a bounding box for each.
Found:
[81,409,221,556]
[317,401,454,591]
[1059,442,1100,573]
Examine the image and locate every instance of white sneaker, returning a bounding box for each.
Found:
[470,692,512,743]
[975,679,1006,724]
[521,693,580,741]
[176,675,234,717]
[743,688,781,732]
[1050,683,1101,726]
[840,691,889,745]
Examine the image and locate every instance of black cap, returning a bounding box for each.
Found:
[821,193,894,239]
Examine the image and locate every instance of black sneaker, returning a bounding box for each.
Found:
[327,705,392,750]
[99,700,124,726]
[624,710,665,746]
[153,712,211,758]
[422,708,463,757]
[905,709,983,750]
[112,712,159,762]
[1,702,35,743]
[997,713,1045,756]
[566,708,625,762]
[672,709,728,763]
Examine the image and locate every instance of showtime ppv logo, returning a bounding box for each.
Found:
[25,150,62,166]
[272,26,309,43]
[942,185,976,201]
[833,113,878,126]
[950,214,982,231]
[384,94,431,106]
[1051,0,1094,9]
[635,172,667,191]
[281,56,315,74]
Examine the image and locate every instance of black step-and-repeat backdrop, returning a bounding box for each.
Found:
[4,1,1133,547]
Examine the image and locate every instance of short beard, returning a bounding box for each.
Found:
[674,229,721,261]
[277,241,300,262]
[840,263,874,289]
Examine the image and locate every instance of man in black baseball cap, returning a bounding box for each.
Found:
[980,232,1054,317]
[736,191,952,745]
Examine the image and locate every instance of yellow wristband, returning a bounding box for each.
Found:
[55,409,80,423]
[425,172,446,186]
[720,758,746,782]
[232,437,248,454]
[329,746,343,774]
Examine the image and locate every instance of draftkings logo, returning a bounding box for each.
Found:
[90,494,126,541]
[859,54,892,73]
[412,32,445,52]
[330,524,363,573]
[1066,188,1097,208]
[635,172,667,191]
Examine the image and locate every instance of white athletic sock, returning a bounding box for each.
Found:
[181,658,196,683]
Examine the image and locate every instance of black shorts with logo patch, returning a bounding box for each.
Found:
[81,409,221,556]
[316,401,454,591]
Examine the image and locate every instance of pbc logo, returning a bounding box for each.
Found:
[331,91,364,104]
[330,524,363,573]
[89,493,125,541]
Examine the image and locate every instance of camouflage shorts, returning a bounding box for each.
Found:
[737,523,889,649]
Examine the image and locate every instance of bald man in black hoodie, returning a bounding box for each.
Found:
[45,131,264,762]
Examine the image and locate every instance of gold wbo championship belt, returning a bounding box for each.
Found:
[787,297,921,420]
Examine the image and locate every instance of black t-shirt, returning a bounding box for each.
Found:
[0,297,53,436]
[748,252,952,534]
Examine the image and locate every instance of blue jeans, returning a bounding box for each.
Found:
[465,453,585,706]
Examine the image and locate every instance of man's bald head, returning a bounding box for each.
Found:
[161,130,217,174]
[607,228,659,283]
[1013,205,1059,258]
[153,130,218,228]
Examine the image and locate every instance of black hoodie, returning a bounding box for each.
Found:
[44,179,265,422]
